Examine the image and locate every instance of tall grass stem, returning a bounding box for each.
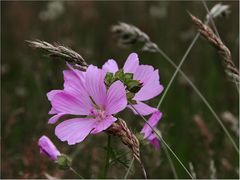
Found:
[130,104,194,179]
[155,15,239,153]
[124,158,134,179]
[70,167,84,179]
[156,32,200,109]
[156,48,239,153]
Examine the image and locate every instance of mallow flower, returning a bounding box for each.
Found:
[47,65,127,145]
[38,135,61,161]
[102,53,163,116]
[140,111,162,149]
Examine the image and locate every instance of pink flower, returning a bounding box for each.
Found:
[47,65,127,145]
[140,111,162,149]
[38,135,61,161]
[102,53,163,116]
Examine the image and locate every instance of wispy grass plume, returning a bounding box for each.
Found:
[111,22,159,53]
[27,40,88,71]
[190,14,239,84]
[206,3,230,20]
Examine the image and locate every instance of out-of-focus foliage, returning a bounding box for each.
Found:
[1,1,239,178]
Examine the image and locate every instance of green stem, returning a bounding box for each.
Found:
[103,134,111,178]
[130,104,194,179]
[155,16,239,153]
[124,158,134,179]
[70,166,84,179]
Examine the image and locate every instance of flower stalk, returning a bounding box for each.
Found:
[69,166,84,179]
[102,134,111,178]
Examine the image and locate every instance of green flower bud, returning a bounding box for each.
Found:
[124,73,133,80]
[105,72,114,86]
[56,154,72,170]
[127,79,142,93]
[115,69,124,80]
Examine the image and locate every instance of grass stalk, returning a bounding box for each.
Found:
[156,32,200,109]
[156,14,239,153]
[70,166,84,179]
[130,104,194,179]
[156,47,239,153]
[124,157,134,179]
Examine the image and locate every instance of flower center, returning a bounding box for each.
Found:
[90,109,107,121]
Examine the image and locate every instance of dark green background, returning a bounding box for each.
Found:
[1,1,239,178]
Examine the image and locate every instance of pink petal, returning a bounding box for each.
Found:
[149,135,160,150]
[91,116,117,134]
[47,90,62,101]
[133,65,154,85]
[134,70,163,101]
[48,113,66,124]
[48,107,59,115]
[85,65,107,108]
[63,70,92,106]
[147,111,162,127]
[128,102,157,116]
[63,69,87,93]
[38,135,61,161]
[102,59,119,73]
[141,111,162,137]
[51,92,91,115]
[47,90,62,115]
[123,53,139,73]
[55,118,96,145]
[106,80,127,114]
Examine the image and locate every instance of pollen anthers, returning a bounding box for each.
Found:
[90,108,108,121]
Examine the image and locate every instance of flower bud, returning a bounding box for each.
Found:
[38,135,61,161]
[56,154,72,170]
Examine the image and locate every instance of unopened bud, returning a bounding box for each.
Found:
[56,154,72,170]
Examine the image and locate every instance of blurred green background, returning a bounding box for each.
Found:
[1,1,239,179]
